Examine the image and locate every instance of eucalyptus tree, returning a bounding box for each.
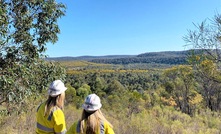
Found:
[183,14,221,82]
[183,13,221,113]
[163,65,197,114]
[0,0,66,113]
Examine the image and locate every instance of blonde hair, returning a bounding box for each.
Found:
[80,109,113,134]
[44,93,65,117]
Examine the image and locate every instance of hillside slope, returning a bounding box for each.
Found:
[90,50,192,65]
[45,55,136,61]
[45,50,205,66]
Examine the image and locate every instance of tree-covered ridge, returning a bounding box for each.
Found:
[45,55,136,61]
[137,50,190,57]
[90,56,187,65]
[47,50,211,67]
[89,50,200,65]
[46,50,190,65]
[90,50,210,65]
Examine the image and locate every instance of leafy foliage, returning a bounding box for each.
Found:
[183,14,221,82]
[0,0,66,113]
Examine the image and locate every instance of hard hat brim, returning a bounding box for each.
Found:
[82,103,102,111]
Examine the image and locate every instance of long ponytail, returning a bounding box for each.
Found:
[44,94,64,116]
[79,109,113,134]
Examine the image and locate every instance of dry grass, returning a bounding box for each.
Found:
[1,104,221,134]
[0,109,36,134]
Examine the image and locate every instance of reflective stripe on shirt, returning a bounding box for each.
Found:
[37,103,43,112]
[48,107,59,121]
[37,122,54,132]
[76,121,80,133]
[56,128,67,134]
[100,120,104,134]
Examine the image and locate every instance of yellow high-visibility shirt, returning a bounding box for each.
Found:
[66,120,115,134]
[35,102,67,134]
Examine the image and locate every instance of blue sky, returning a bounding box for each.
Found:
[46,0,221,57]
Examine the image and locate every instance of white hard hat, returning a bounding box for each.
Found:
[82,94,102,112]
[47,80,67,97]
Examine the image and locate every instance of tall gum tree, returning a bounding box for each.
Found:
[0,0,66,113]
[184,13,221,112]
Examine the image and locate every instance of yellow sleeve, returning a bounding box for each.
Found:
[66,121,78,134]
[53,109,67,134]
[104,121,115,134]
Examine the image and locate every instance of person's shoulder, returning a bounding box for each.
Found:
[103,121,110,127]
[38,101,46,107]
[72,120,80,130]
[52,107,64,115]
[103,121,115,134]
[37,102,46,112]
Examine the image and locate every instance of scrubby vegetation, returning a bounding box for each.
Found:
[2,52,221,134]
[1,62,221,133]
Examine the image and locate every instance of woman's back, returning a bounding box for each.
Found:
[66,94,115,134]
[35,80,67,134]
[36,102,66,134]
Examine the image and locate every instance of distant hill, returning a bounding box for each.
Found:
[45,50,202,66]
[90,56,187,65]
[137,51,189,57]
[90,50,193,65]
[45,55,136,61]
